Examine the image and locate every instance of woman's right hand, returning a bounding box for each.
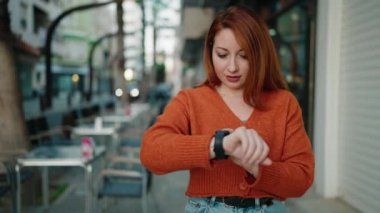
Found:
[223,126,272,166]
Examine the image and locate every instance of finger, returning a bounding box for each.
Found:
[249,138,263,165]
[251,132,267,164]
[256,141,270,165]
[244,130,257,163]
[252,131,269,163]
[241,129,252,162]
[233,127,247,155]
[261,157,272,166]
[239,129,251,162]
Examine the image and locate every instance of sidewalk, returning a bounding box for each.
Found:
[19,168,359,213]
[287,186,359,213]
[147,171,360,213]
[11,105,360,213]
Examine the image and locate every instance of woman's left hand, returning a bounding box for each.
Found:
[224,127,272,177]
[230,153,260,177]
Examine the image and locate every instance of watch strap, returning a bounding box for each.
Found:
[214,130,230,160]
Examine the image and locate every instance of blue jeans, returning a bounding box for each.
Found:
[185,197,288,213]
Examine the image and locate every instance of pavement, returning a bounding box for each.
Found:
[0,105,361,213]
[12,167,359,213]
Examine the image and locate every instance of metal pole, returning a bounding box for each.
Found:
[88,33,116,101]
[44,0,116,109]
[42,167,49,211]
[87,31,133,101]
[115,0,128,107]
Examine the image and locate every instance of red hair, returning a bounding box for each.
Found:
[203,6,287,108]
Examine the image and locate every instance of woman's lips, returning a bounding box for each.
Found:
[226,75,241,83]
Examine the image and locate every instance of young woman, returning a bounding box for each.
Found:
[141,6,314,212]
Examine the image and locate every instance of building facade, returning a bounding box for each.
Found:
[8,0,116,116]
[314,0,380,212]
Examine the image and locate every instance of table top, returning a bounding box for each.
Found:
[102,103,150,123]
[17,145,106,167]
[101,115,134,123]
[72,126,116,136]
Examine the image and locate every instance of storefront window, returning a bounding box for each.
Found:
[268,0,316,135]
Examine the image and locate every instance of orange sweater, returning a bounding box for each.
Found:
[141,85,314,200]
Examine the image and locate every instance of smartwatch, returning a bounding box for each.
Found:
[214,130,230,160]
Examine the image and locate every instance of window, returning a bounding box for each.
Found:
[20,2,27,30]
[33,6,48,34]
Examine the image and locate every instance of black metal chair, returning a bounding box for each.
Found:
[0,154,33,213]
[95,116,157,213]
[0,160,17,213]
[118,138,154,192]
[96,156,148,213]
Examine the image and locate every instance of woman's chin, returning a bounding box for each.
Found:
[223,82,244,90]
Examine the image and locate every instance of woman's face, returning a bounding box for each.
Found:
[212,28,249,92]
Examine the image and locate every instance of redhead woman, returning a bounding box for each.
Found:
[141,5,314,213]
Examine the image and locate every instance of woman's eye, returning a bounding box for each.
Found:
[217,54,227,58]
[239,54,247,59]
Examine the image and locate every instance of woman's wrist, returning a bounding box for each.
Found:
[209,138,216,159]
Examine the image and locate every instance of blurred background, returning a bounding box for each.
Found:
[0,0,379,212]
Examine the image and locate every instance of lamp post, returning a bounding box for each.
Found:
[87,33,116,102]
[43,0,116,110]
[87,31,134,101]
[115,0,128,107]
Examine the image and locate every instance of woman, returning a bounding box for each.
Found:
[141,5,314,212]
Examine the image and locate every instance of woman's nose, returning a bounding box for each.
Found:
[227,57,238,72]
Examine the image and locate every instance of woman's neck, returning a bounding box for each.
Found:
[216,86,244,98]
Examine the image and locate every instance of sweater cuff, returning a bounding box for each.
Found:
[244,162,282,189]
[175,134,215,170]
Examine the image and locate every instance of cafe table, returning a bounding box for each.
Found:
[101,103,150,126]
[72,121,119,154]
[15,145,106,213]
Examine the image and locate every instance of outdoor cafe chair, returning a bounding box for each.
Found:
[96,155,148,213]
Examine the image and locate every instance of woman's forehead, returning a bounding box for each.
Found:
[213,28,243,51]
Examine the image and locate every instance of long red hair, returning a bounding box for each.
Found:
[203,6,287,108]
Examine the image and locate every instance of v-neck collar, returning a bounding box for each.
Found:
[206,85,257,126]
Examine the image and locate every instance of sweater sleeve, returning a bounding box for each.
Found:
[140,90,214,175]
[246,95,315,198]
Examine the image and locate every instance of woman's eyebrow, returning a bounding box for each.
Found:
[214,47,244,53]
[214,47,228,51]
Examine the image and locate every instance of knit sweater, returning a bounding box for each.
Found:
[141,85,314,200]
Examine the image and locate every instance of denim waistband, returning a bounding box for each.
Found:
[212,196,273,208]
